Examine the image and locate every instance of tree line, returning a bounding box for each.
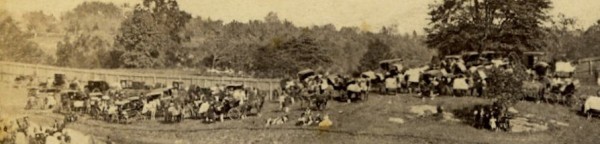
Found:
[1,0,431,78]
[2,0,600,78]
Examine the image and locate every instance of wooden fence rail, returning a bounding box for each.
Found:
[0,61,280,98]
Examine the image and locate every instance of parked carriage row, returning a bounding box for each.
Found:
[17,50,600,126]
[21,76,268,124]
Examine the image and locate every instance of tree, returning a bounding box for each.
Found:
[545,14,583,59]
[115,0,191,68]
[0,11,52,64]
[358,38,394,71]
[252,34,332,77]
[425,0,552,56]
[22,11,59,36]
[280,34,332,73]
[264,12,281,24]
[55,2,127,68]
[56,34,111,68]
[61,1,124,35]
[576,20,600,59]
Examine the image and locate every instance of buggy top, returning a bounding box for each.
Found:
[379,58,404,71]
[225,83,245,90]
[298,69,316,81]
[88,92,103,97]
[145,87,174,97]
[378,58,403,65]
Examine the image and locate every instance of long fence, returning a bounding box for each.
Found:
[0,61,280,98]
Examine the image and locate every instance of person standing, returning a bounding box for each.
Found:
[473,107,480,128]
[489,116,498,131]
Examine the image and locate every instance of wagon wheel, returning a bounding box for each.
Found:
[228,108,242,120]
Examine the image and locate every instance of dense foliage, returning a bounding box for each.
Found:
[358,38,395,71]
[56,34,112,68]
[181,12,432,77]
[114,0,192,68]
[426,0,552,56]
[570,21,600,59]
[13,1,432,77]
[22,11,59,36]
[0,11,53,64]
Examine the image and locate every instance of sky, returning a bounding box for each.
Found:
[1,0,599,33]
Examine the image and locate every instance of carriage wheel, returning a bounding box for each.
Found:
[228,108,242,120]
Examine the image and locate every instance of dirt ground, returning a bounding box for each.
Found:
[2,82,600,144]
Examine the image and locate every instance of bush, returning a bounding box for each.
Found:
[486,64,528,105]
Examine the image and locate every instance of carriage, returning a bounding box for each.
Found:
[541,60,579,105]
[220,84,265,119]
[115,96,145,124]
[380,58,404,74]
[85,80,111,94]
[59,90,88,113]
[14,75,35,88]
[142,87,181,122]
[53,73,67,89]
[26,88,60,110]
[295,70,336,109]
[120,80,148,90]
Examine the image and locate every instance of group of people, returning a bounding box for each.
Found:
[265,108,333,129]
[472,104,511,131]
[1,116,72,144]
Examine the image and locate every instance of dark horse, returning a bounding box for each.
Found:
[240,88,266,117]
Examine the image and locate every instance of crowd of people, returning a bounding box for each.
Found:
[0,116,72,144]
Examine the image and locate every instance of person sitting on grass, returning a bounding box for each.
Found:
[313,113,323,124]
[318,114,333,129]
[296,109,314,126]
[265,115,289,126]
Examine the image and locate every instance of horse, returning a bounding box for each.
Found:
[240,88,266,117]
[164,103,183,123]
[344,80,368,102]
[313,90,330,111]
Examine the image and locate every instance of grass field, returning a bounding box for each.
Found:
[2,81,600,144]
